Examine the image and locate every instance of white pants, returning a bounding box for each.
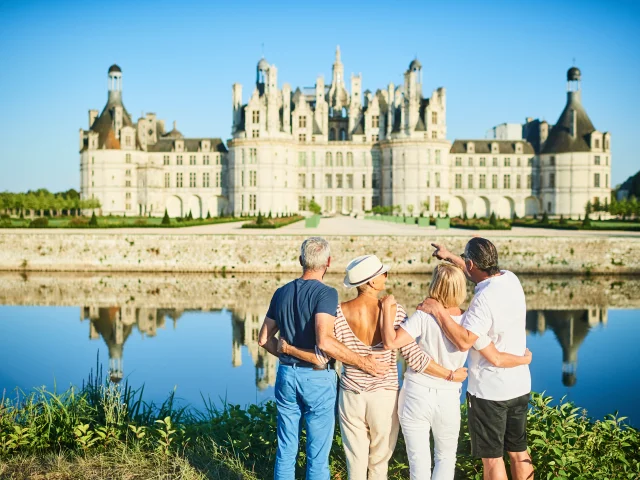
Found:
[398,381,461,480]
[339,389,399,480]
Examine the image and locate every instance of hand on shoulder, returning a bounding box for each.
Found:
[417,297,444,316]
[380,295,397,309]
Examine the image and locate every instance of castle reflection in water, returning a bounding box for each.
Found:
[82,303,607,390]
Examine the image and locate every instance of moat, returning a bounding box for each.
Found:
[0,272,638,426]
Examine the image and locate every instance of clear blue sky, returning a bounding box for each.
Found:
[0,0,638,192]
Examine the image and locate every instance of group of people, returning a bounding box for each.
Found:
[258,236,534,480]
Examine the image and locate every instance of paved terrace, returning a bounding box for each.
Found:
[5,215,640,237]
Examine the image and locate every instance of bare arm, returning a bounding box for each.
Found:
[380,295,414,350]
[278,338,325,366]
[258,317,280,358]
[479,344,532,368]
[417,299,478,352]
[316,313,390,377]
[432,242,467,274]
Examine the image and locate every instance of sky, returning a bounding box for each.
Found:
[0,0,638,192]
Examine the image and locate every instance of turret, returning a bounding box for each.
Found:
[107,64,122,105]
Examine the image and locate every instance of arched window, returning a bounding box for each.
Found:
[340,128,346,141]
[329,128,336,141]
[325,152,333,167]
[336,152,343,166]
[346,152,353,166]
[341,107,347,118]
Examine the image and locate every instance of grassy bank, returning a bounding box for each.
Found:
[1,371,638,479]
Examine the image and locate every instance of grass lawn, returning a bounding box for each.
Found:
[0,216,251,229]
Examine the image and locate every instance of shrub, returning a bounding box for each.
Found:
[559,214,568,225]
[134,219,147,226]
[540,211,549,225]
[69,217,89,227]
[206,211,211,219]
[489,212,497,227]
[161,209,171,226]
[29,217,49,228]
[256,212,265,226]
[89,212,98,227]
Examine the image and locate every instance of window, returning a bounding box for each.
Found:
[190,172,196,187]
[176,173,183,187]
[325,174,332,188]
[517,157,521,167]
[435,172,441,188]
[164,173,170,187]
[250,171,257,187]
[311,173,316,189]
[362,197,366,211]
[203,172,210,187]
[188,155,195,165]
[298,173,306,188]
[249,194,257,211]
[126,203,131,210]
[435,150,441,165]
[298,152,307,166]
[549,156,556,166]
[203,155,210,165]
[92,170,94,176]
[595,155,601,165]
[346,196,353,211]
[479,157,486,167]
[431,112,438,124]
[434,196,441,212]
[372,115,380,128]
[336,174,343,188]
[249,148,257,163]
[346,152,353,166]
[216,172,220,187]
[91,156,95,164]
[362,174,366,188]
[340,129,346,141]
[516,175,521,189]
[252,111,260,124]
[605,174,608,187]
[347,174,353,189]
[595,138,600,149]
[252,130,260,138]
[241,171,244,187]
[125,169,131,177]
[325,152,333,167]
[492,174,498,189]
[177,155,183,165]
[299,116,307,128]
[527,158,533,167]
[431,131,438,139]
[298,196,307,211]
[125,192,131,200]
[325,196,333,211]
[468,174,473,188]
[125,180,131,187]
[527,174,532,189]
[372,134,379,142]
[336,152,343,166]
[594,173,600,188]
[163,155,170,165]
[468,157,473,167]
[504,157,511,167]
[606,156,609,166]
[492,157,498,167]
[125,154,131,163]
[479,174,486,189]
[549,173,555,188]
[455,174,462,189]
[329,129,336,141]
[504,174,511,189]
[336,196,343,211]
[298,134,307,142]
[455,157,462,166]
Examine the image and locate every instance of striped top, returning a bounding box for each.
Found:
[315,304,432,393]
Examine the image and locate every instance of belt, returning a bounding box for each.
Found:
[283,362,332,371]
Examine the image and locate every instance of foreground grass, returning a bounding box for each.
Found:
[1,369,638,479]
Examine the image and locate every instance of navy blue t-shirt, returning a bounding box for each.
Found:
[266,278,338,366]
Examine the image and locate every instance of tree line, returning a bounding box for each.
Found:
[0,189,101,217]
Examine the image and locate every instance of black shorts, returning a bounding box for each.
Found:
[467,392,529,458]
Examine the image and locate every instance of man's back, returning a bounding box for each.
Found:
[463,270,531,401]
[267,278,338,366]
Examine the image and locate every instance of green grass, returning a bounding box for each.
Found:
[1,365,638,479]
[241,215,304,229]
[0,216,251,229]
[513,218,640,231]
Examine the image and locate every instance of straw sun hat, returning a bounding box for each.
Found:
[343,255,391,288]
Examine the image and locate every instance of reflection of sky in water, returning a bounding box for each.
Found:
[0,301,639,427]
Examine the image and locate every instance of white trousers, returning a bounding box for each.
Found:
[339,389,399,480]
[398,381,461,480]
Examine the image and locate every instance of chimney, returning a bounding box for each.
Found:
[89,109,98,128]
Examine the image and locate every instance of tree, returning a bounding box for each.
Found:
[540,211,549,224]
[593,197,601,212]
[89,211,98,227]
[407,205,414,217]
[308,199,322,215]
[162,209,171,225]
[206,210,211,219]
[256,211,265,225]
[585,201,592,217]
[489,211,498,227]
[463,211,468,221]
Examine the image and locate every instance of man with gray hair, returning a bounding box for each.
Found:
[418,237,534,480]
[259,237,389,480]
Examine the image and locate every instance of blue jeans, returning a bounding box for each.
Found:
[274,364,337,480]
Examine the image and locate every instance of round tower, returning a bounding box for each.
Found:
[108,64,122,103]
[567,66,581,93]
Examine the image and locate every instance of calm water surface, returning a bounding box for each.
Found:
[0,273,638,426]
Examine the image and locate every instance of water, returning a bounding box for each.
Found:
[0,272,638,426]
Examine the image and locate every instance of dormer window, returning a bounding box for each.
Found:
[595,139,600,149]
[431,112,438,124]
[252,111,260,124]
[372,115,380,128]
[299,116,307,128]
[491,143,499,154]
[515,143,523,154]
[466,142,475,153]
[549,156,555,166]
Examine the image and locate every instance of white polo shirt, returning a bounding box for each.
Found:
[464,270,531,401]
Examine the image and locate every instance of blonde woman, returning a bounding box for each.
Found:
[279,255,468,480]
[381,264,531,480]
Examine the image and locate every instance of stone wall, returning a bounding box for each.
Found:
[0,232,639,274]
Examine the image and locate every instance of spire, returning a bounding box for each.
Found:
[328,45,349,110]
[335,45,341,63]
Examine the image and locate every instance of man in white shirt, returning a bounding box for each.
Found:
[418,237,534,480]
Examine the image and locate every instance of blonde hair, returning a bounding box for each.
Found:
[429,264,467,308]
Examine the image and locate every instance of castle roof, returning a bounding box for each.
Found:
[146,138,227,153]
[450,140,535,155]
[541,92,596,154]
[89,98,134,150]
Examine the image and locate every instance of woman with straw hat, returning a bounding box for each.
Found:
[279,254,467,480]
